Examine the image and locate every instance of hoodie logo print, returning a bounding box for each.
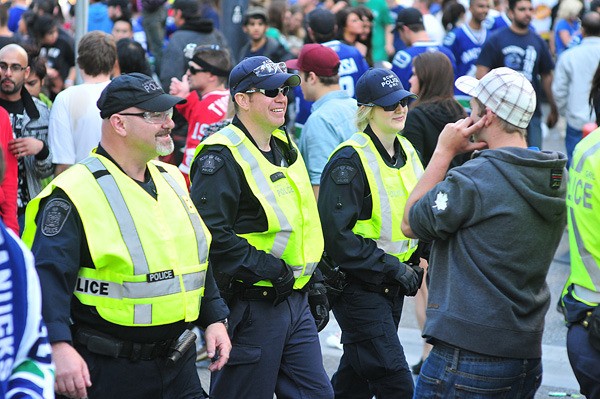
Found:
[433,192,448,211]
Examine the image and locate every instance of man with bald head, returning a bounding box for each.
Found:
[23,73,230,398]
[0,44,53,229]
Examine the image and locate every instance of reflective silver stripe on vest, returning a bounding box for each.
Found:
[403,139,424,179]
[135,304,152,324]
[303,261,319,278]
[157,167,209,263]
[82,157,149,276]
[570,207,600,302]
[353,134,415,255]
[573,141,600,173]
[221,129,293,259]
[77,271,205,299]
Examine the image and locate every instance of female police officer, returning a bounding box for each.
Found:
[317,68,424,398]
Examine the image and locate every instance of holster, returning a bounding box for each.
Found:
[317,254,347,305]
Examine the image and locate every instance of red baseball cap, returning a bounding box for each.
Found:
[285,44,340,77]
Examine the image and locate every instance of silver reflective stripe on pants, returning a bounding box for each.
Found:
[570,207,600,302]
[157,168,209,263]
[221,129,293,259]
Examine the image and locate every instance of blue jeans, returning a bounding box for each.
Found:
[414,342,542,399]
[527,115,542,149]
[565,124,582,169]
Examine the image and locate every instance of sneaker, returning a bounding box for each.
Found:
[411,358,424,375]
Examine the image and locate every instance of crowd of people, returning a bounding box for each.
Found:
[0,0,597,397]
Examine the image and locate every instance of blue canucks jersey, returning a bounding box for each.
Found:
[294,40,369,134]
[444,24,487,96]
[391,42,457,91]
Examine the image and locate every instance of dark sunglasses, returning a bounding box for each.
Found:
[380,98,410,111]
[245,86,290,98]
[188,65,207,75]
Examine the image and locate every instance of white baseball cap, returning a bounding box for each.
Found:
[455,67,536,129]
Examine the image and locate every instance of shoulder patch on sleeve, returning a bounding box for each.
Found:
[41,198,72,237]
[199,153,225,175]
[330,164,358,185]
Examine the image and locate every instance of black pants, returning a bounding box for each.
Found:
[57,343,205,399]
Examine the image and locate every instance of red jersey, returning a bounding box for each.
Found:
[176,89,230,179]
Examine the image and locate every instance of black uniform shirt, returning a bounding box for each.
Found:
[189,117,297,287]
[31,145,228,344]
[317,126,420,285]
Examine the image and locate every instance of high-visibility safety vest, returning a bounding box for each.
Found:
[563,128,600,306]
[339,132,423,262]
[23,154,211,326]
[193,126,323,290]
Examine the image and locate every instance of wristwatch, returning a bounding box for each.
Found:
[218,318,229,330]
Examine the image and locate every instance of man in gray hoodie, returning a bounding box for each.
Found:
[401,67,567,398]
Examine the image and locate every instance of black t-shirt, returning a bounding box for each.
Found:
[40,36,75,81]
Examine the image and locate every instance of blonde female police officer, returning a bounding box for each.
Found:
[318,68,424,398]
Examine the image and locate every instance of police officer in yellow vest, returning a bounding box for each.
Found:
[318,68,424,398]
[561,127,600,398]
[189,56,334,399]
[22,73,231,399]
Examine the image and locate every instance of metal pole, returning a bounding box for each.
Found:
[74,0,89,84]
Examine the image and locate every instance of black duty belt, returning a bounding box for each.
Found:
[74,327,175,361]
[231,282,308,301]
[361,282,401,298]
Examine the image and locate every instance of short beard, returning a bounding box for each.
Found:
[0,80,21,95]
[155,135,175,156]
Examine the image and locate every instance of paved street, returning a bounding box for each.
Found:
[199,112,583,397]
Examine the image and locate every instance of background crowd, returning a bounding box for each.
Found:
[0,0,598,396]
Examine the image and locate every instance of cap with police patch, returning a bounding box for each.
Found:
[97,73,185,119]
[356,68,416,108]
[229,56,300,96]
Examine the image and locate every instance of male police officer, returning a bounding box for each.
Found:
[23,73,231,399]
[561,126,600,398]
[189,56,333,399]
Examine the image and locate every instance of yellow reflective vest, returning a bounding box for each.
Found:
[193,126,323,289]
[340,132,423,262]
[563,128,600,306]
[23,154,211,326]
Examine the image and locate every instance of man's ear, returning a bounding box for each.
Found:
[484,107,495,127]
[234,92,250,111]
[109,114,128,137]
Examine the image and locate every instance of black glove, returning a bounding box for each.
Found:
[308,282,330,332]
[389,262,421,297]
[272,263,295,306]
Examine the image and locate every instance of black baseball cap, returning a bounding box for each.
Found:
[395,7,424,29]
[172,0,199,17]
[356,68,416,107]
[308,8,336,35]
[97,73,185,119]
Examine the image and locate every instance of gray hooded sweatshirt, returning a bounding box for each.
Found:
[409,147,567,359]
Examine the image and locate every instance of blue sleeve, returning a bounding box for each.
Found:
[391,50,413,91]
[476,35,499,68]
[536,35,554,74]
[30,189,83,344]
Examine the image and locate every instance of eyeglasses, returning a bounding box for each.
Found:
[0,63,27,73]
[118,108,174,124]
[360,98,410,111]
[245,86,289,98]
[188,65,208,75]
[232,61,288,90]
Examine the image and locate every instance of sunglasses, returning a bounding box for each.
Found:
[360,98,410,111]
[245,86,290,98]
[188,65,207,75]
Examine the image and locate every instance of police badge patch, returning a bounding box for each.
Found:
[331,165,357,185]
[41,198,72,236]
[199,154,224,175]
